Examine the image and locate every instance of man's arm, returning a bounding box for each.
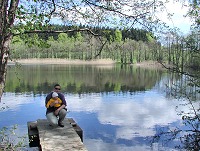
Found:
[58,93,67,106]
[45,92,53,106]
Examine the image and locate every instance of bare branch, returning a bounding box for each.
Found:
[49,0,56,17]
[94,40,107,59]
[13,28,99,36]
[157,60,200,79]
[84,0,150,20]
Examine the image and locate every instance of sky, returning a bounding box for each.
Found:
[49,0,192,35]
[158,1,192,34]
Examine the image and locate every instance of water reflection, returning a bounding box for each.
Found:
[5,64,164,93]
[0,64,196,150]
[68,92,192,150]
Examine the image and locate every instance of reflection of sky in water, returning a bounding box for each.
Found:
[0,90,194,150]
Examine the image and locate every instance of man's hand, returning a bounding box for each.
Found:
[54,109,59,116]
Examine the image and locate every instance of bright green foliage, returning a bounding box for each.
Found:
[14,1,49,34]
[10,36,26,59]
[11,36,23,44]
[58,33,69,43]
[75,32,83,42]
[114,83,121,92]
[146,33,155,43]
[47,36,55,42]
[114,29,122,43]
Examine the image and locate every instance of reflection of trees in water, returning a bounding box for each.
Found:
[5,65,164,94]
[151,74,200,150]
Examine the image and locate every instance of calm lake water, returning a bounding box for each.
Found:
[0,64,198,150]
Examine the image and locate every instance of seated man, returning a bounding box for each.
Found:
[45,84,67,127]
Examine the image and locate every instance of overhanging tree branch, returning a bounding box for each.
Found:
[13,28,99,36]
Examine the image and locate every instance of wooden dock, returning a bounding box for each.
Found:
[27,118,87,151]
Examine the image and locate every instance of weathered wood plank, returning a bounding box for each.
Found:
[36,118,87,151]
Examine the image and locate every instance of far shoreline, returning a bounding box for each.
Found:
[8,58,116,65]
[8,58,166,69]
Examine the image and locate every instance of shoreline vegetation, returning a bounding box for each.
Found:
[8,58,166,69]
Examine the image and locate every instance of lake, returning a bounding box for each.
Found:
[0,64,198,150]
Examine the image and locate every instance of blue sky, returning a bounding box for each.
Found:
[158,1,192,34]
[49,1,192,35]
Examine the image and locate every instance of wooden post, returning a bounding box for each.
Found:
[27,121,40,147]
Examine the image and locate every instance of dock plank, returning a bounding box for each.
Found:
[37,119,87,151]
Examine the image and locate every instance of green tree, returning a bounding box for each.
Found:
[146,32,155,43]
[114,29,122,43]
[75,32,83,42]
[58,33,69,43]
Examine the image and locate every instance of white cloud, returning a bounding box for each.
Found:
[67,93,102,112]
[67,91,193,141]
[84,138,151,151]
[1,93,35,112]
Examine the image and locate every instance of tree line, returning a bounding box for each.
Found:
[10,25,156,62]
[11,25,199,71]
[32,24,155,42]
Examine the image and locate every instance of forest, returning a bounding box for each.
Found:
[10,25,200,72]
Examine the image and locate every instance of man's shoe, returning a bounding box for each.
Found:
[58,122,64,127]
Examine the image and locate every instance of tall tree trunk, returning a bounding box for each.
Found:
[0,37,11,100]
[0,0,19,100]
